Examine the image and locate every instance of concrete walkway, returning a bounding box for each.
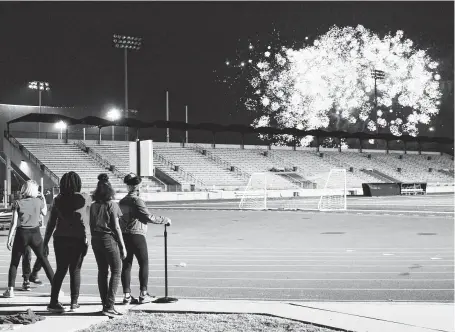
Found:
[0,296,453,332]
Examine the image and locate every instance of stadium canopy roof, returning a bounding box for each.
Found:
[6,112,454,145]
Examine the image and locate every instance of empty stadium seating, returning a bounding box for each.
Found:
[12,138,454,193]
[81,141,165,191]
[17,139,126,193]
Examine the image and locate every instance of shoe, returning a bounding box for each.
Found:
[22,281,31,291]
[29,276,42,285]
[3,289,14,298]
[102,307,123,317]
[70,303,80,312]
[138,293,155,304]
[47,302,66,313]
[122,295,132,305]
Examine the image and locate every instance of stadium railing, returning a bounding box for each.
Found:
[4,131,60,186]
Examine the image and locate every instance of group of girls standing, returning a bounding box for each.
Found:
[4,172,171,317]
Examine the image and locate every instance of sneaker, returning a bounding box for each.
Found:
[102,307,123,317]
[138,293,155,304]
[70,303,80,312]
[3,289,14,298]
[22,281,31,291]
[122,295,132,305]
[47,302,66,313]
[29,276,42,285]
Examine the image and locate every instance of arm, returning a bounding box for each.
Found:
[7,210,18,250]
[40,195,47,216]
[109,205,126,260]
[135,198,169,225]
[43,203,58,245]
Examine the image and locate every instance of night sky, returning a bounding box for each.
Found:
[0,1,453,135]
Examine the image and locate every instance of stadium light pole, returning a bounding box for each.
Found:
[371,69,385,135]
[113,34,143,141]
[185,105,189,144]
[28,81,50,138]
[107,108,122,141]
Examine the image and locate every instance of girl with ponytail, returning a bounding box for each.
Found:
[89,174,126,317]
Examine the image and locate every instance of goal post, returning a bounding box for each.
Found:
[239,173,267,210]
[317,168,347,211]
[239,169,347,211]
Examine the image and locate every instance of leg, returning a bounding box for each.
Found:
[68,239,85,304]
[104,236,122,309]
[22,246,32,281]
[121,234,134,294]
[8,231,27,288]
[28,229,54,286]
[31,256,43,280]
[92,236,109,308]
[133,235,149,293]
[49,237,70,305]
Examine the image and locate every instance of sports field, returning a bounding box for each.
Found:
[0,194,453,303]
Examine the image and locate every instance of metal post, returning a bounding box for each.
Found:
[3,180,7,208]
[38,90,42,138]
[166,91,170,143]
[185,105,188,144]
[136,139,141,176]
[154,225,178,304]
[112,126,115,141]
[83,128,85,141]
[124,48,129,141]
[374,77,378,135]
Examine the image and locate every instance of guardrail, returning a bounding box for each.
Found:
[4,131,60,186]
[74,141,128,180]
[189,144,251,180]
[153,151,207,189]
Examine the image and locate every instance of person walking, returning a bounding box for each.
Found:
[21,186,47,290]
[3,180,55,298]
[43,172,92,313]
[90,174,126,317]
[119,173,171,305]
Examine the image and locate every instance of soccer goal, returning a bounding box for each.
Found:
[238,173,268,210]
[239,169,347,211]
[317,168,347,211]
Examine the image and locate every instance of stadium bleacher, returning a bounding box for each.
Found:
[12,138,454,192]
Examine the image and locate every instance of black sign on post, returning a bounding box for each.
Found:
[136,139,141,177]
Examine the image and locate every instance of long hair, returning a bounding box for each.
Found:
[21,180,39,198]
[92,173,115,202]
[60,172,82,195]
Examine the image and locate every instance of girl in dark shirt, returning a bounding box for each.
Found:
[44,172,92,313]
[90,174,126,317]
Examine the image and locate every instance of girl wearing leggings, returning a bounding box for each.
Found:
[4,180,54,298]
[44,172,92,313]
[90,174,127,317]
[119,173,171,304]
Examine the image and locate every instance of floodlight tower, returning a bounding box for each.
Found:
[371,69,385,135]
[28,81,50,138]
[112,34,143,141]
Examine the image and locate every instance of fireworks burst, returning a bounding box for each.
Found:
[220,25,442,146]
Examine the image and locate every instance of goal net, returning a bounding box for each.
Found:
[317,168,347,211]
[239,173,268,210]
[239,170,347,211]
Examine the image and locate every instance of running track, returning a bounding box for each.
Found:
[0,194,453,302]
